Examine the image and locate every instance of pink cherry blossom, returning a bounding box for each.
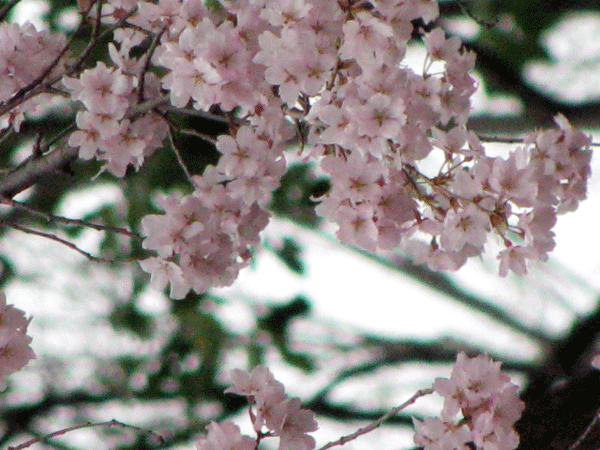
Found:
[53,0,594,292]
[196,422,256,450]
[421,352,524,450]
[225,365,284,399]
[64,62,133,116]
[223,365,317,447]
[413,417,471,450]
[0,293,35,387]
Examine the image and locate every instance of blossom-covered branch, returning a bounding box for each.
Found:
[0,0,593,295]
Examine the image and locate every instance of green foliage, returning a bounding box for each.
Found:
[170,295,227,400]
[0,255,14,289]
[448,0,600,99]
[271,237,305,275]
[270,163,329,228]
[109,302,154,338]
[258,296,314,372]
[41,0,76,31]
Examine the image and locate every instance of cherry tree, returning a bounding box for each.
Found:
[0,0,598,449]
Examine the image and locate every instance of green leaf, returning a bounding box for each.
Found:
[258,296,311,337]
[109,303,154,339]
[258,296,315,372]
[273,237,305,275]
[0,255,15,289]
[270,163,330,228]
[173,300,226,393]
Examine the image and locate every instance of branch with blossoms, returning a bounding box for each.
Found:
[193,357,526,450]
[0,301,523,450]
[4,288,600,450]
[318,387,434,450]
[0,0,594,300]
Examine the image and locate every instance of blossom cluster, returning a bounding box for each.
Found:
[413,352,524,450]
[197,365,318,450]
[138,165,273,299]
[62,47,169,177]
[399,115,591,275]
[139,119,288,298]
[111,0,590,294]
[0,0,593,296]
[0,292,35,389]
[0,21,66,131]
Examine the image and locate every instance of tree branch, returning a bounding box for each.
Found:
[166,126,194,184]
[0,197,141,237]
[466,41,600,132]
[7,419,165,450]
[2,221,119,263]
[341,240,555,347]
[318,388,434,450]
[0,143,78,199]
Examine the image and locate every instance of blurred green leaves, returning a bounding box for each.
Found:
[258,296,314,372]
[109,302,153,338]
[270,163,329,228]
[268,237,305,275]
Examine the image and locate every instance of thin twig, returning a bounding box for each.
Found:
[39,123,76,154]
[567,405,600,450]
[128,95,171,120]
[166,126,194,184]
[3,221,118,263]
[317,388,434,450]
[0,197,141,238]
[476,133,600,147]
[172,126,217,145]
[6,419,165,450]
[476,134,527,144]
[159,105,230,124]
[137,27,166,103]
[159,113,217,145]
[70,5,138,74]
[92,0,103,39]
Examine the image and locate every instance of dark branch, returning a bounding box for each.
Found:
[0,143,78,199]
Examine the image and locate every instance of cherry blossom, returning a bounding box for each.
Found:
[1,0,592,292]
[413,417,471,450]
[416,352,525,450]
[221,366,317,450]
[0,292,35,388]
[196,422,256,450]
